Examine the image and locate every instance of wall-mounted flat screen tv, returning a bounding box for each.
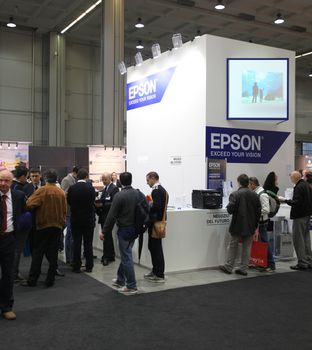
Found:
[227,58,289,120]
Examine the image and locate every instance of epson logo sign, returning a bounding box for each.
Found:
[211,133,261,151]
[128,79,158,100]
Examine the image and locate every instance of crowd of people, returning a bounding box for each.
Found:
[220,170,312,276]
[0,166,168,319]
[2,164,312,321]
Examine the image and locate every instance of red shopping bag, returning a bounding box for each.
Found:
[249,230,268,268]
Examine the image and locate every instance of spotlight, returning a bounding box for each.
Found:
[15,142,18,149]
[214,1,225,10]
[309,69,312,78]
[0,142,2,149]
[135,17,144,28]
[135,52,143,66]
[118,61,127,75]
[274,13,285,24]
[151,43,161,58]
[136,40,144,49]
[7,17,16,28]
[195,30,201,39]
[7,143,11,149]
[172,33,183,49]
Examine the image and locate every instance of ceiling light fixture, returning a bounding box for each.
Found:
[60,0,102,34]
[151,43,161,58]
[309,69,312,78]
[118,61,127,75]
[274,13,285,24]
[7,17,16,28]
[7,143,11,150]
[296,51,312,59]
[214,1,225,10]
[172,33,183,49]
[135,17,144,29]
[135,52,143,66]
[136,40,144,49]
[15,142,18,149]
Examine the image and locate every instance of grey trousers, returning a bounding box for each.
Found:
[225,235,253,272]
[292,216,312,266]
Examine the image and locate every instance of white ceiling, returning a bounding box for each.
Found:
[0,0,312,77]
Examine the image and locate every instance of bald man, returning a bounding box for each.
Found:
[0,169,26,320]
[95,172,119,265]
[285,171,312,270]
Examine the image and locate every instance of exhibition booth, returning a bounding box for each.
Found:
[124,34,295,271]
[1,34,296,272]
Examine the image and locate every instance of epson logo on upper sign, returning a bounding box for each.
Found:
[128,79,158,100]
[206,126,290,164]
[127,67,175,110]
[211,133,261,151]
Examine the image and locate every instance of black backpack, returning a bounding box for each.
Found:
[259,190,280,218]
[134,189,150,238]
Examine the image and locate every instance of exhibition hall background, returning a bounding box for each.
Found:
[0,24,312,150]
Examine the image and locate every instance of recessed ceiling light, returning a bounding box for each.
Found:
[215,1,225,10]
[135,17,144,28]
[274,13,285,24]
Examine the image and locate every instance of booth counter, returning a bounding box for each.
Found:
[93,208,231,273]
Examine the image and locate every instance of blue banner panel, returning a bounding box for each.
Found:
[126,67,176,110]
[206,126,290,164]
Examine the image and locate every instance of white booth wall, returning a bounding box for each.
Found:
[127,34,295,203]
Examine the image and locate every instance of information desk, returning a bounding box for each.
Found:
[93,208,231,273]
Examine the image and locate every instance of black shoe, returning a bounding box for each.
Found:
[219,265,232,274]
[290,264,308,271]
[102,258,109,266]
[235,269,248,276]
[72,268,81,273]
[45,280,54,287]
[20,280,37,287]
[55,269,65,277]
[85,268,93,273]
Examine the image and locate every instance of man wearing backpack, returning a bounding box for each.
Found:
[249,177,276,272]
[144,172,168,283]
[100,172,139,295]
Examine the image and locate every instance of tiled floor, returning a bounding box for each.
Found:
[61,249,297,294]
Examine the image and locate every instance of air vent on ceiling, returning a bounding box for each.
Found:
[177,0,195,7]
[238,13,255,21]
[290,25,306,33]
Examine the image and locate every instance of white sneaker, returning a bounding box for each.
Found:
[118,286,138,295]
[146,275,165,283]
[112,278,124,288]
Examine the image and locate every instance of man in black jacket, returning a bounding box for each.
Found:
[0,169,26,320]
[220,174,261,276]
[95,172,119,266]
[284,171,312,270]
[145,171,168,283]
[67,169,96,273]
[101,172,138,295]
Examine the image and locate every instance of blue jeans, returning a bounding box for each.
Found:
[117,227,136,289]
[259,222,275,268]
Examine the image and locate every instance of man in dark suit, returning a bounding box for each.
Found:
[144,171,168,283]
[23,168,45,198]
[67,168,96,273]
[220,174,261,276]
[0,169,26,320]
[95,172,119,266]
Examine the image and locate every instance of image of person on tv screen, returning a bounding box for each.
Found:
[252,82,258,103]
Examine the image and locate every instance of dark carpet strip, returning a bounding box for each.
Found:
[1,258,312,350]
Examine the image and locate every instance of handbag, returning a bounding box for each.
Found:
[249,229,268,268]
[151,192,168,239]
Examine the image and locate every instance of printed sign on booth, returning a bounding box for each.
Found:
[127,67,176,110]
[206,126,290,164]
